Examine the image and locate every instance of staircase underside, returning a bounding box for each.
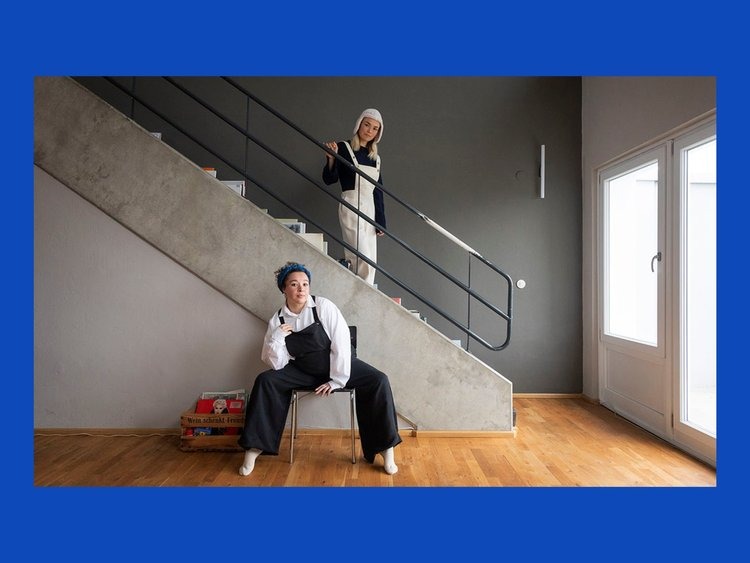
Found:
[34,76,513,431]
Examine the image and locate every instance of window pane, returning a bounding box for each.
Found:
[684,139,716,435]
[605,162,658,346]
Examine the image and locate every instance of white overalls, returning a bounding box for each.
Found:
[338,141,380,285]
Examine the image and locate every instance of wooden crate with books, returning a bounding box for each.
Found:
[180,389,247,452]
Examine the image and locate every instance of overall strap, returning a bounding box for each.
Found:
[342,141,380,173]
[278,296,319,324]
[311,296,321,323]
[342,140,357,164]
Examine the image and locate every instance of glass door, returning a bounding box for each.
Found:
[599,145,668,435]
[673,121,716,464]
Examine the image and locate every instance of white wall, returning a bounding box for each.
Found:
[34,167,269,428]
[580,76,716,399]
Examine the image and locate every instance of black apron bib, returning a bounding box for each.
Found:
[279,296,331,377]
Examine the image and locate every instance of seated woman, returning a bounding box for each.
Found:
[238,261,402,476]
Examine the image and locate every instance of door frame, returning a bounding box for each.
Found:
[593,112,716,467]
[597,143,671,438]
[670,119,717,464]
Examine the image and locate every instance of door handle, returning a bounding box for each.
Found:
[651,251,662,273]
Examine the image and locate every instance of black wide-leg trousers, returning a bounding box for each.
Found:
[238,358,402,462]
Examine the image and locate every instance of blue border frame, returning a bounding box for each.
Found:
[9,1,741,559]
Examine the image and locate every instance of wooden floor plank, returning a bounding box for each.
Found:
[33,398,715,487]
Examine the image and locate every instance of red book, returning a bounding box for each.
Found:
[195,397,246,414]
[195,399,216,414]
[227,399,245,413]
[193,398,245,434]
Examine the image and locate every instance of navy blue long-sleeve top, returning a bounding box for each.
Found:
[322,142,386,230]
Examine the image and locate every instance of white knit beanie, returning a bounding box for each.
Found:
[352,108,383,142]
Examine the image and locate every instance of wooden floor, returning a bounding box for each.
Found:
[33,398,715,487]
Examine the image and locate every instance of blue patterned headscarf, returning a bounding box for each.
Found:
[275,262,312,292]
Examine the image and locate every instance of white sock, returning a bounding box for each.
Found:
[239,448,262,476]
[379,447,398,475]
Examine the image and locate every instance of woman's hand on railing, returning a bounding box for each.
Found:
[324,141,338,169]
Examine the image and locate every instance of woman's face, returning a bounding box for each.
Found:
[283,271,310,310]
[357,117,381,144]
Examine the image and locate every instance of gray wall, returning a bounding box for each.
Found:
[580,76,716,399]
[77,76,583,394]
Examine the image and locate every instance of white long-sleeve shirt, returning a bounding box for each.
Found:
[261,295,352,389]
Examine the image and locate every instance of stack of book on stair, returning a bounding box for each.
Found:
[220,180,246,197]
[408,310,427,322]
[275,218,327,252]
[200,165,246,197]
[276,218,306,234]
[298,233,327,253]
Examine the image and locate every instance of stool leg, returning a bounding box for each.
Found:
[290,391,297,464]
[349,390,356,464]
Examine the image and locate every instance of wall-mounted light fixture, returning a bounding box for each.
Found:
[539,144,546,199]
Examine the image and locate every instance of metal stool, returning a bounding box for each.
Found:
[289,387,356,464]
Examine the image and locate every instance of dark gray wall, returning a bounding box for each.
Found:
[75,76,582,393]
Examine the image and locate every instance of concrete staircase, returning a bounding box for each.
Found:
[34,76,513,431]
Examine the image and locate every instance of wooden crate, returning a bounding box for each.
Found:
[180,408,245,452]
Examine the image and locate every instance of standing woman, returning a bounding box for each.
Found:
[238,262,402,476]
[323,108,386,285]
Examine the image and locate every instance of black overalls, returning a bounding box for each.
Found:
[238,297,402,462]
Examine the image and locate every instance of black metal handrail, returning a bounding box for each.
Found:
[100,76,513,350]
